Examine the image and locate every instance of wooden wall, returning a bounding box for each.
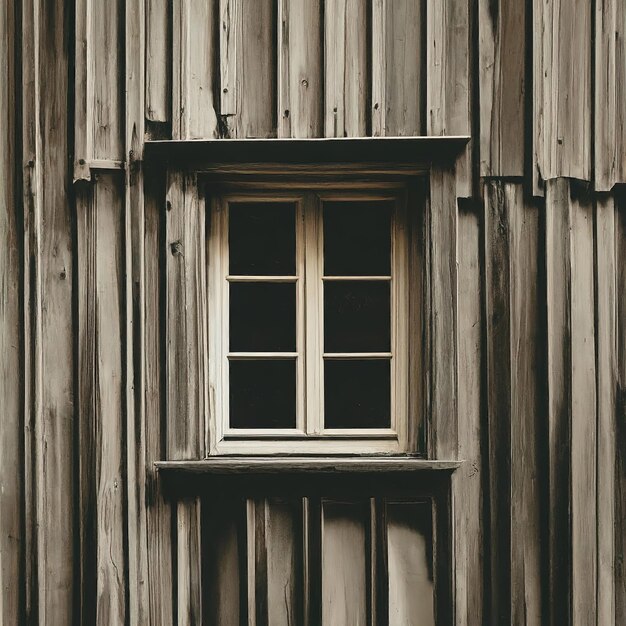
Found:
[1,0,625,624]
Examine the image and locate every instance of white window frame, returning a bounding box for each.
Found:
[207,182,417,455]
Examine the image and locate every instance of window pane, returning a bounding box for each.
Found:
[229,202,296,275]
[324,359,390,428]
[323,201,392,276]
[324,281,390,352]
[230,359,296,429]
[230,282,296,352]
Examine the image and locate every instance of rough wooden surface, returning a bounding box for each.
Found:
[372,0,423,137]
[22,0,75,622]
[278,0,322,138]
[484,182,542,625]
[146,0,170,123]
[478,0,526,177]
[0,3,21,623]
[533,0,592,185]
[324,0,368,137]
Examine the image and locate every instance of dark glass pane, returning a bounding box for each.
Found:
[324,359,390,428]
[324,281,390,352]
[230,359,296,428]
[229,202,296,275]
[230,282,296,352]
[324,201,392,276]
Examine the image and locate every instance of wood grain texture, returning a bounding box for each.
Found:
[456,207,483,626]
[324,0,368,137]
[0,2,22,623]
[595,194,616,626]
[426,0,472,197]
[278,0,322,138]
[545,179,597,625]
[220,0,276,138]
[594,0,626,190]
[77,175,128,626]
[146,0,171,123]
[321,501,368,625]
[478,0,526,176]
[125,0,150,621]
[22,0,75,621]
[165,171,207,625]
[484,181,542,625]
[173,0,219,139]
[533,0,592,186]
[144,169,174,625]
[371,0,424,137]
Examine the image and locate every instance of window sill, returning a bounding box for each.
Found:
[155,456,462,476]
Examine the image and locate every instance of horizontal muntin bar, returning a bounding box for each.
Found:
[227,275,299,282]
[228,352,299,359]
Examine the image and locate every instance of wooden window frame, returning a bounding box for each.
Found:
[208,183,416,455]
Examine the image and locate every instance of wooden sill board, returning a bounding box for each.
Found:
[155,457,462,475]
[144,136,470,168]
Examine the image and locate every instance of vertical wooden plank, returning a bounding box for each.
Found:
[371,0,423,137]
[426,0,472,196]
[144,168,174,624]
[386,502,435,625]
[324,0,368,137]
[173,0,219,139]
[92,0,125,160]
[616,189,626,623]
[428,167,458,459]
[125,0,150,621]
[0,1,22,623]
[321,501,369,625]
[146,0,171,123]
[203,499,244,626]
[456,207,483,626]
[264,499,303,625]
[166,171,207,625]
[74,0,90,180]
[484,182,542,625]
[533,0,592,185]
[594,0,626,190]
[545,179,597,625]
[478,0,526,176]
[219,0,276,138]
[595,194,616,626]
[23,0,75,621]
[77,174,128,626]
[278,0,322,138]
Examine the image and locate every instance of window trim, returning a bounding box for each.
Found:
[207,182,418,455]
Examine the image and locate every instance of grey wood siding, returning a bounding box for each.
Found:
[1,1,626,624]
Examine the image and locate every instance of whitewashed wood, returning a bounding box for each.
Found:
[321,501,368,625]
[220,0,276,138]
[533,0,592,185]
[596,194,616,626]
[146,0,170,122]
[0,2,21,622]
[173,0,219,138]
[324,0,368,137]
[372,0,423,137]
[427,0,472,196]
[595,0,626,190]
[387,502,435,625]
[77,174,127,626]
[478,0,526,176]
[278,0,322,138]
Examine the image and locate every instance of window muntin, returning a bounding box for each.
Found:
[208,185,413,454]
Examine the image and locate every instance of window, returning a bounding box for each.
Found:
[207,182,421,454]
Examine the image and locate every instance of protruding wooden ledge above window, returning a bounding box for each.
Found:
[155,457,462,475]
[143,136,470,171]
